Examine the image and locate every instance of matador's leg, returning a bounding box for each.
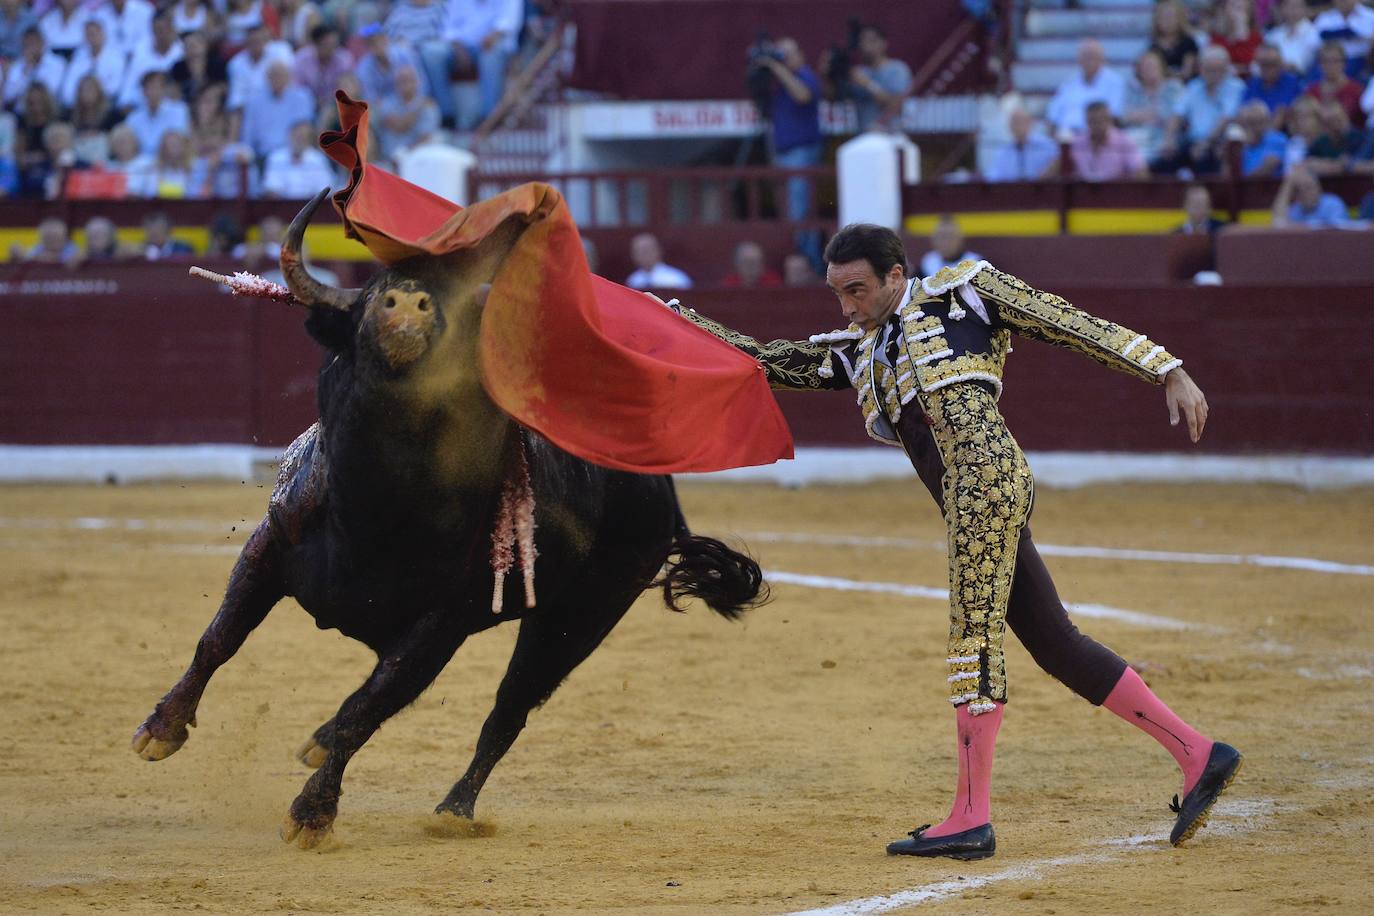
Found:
[926,384,1032,713]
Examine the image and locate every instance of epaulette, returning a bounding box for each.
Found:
[920,259,992,297]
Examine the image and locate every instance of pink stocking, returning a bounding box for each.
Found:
[1103,667,1214,795]
[923,702,1003,838]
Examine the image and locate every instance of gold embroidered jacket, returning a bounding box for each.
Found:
[681,259,1181,446]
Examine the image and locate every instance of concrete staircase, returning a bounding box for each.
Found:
[1010,0,1153,112]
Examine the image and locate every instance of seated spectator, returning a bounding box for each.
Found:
[318,72,367,134]
[225,23,293,118]
[38,121,88,198]
[106,123,152,187]
[1271,162,1350,226]
[721,241,783,288]
[985,105,1059,181]
[191,133,259,199]
[98,0,156,56]
[82,216,122,261]
[1046,39,1127,135]
[375,65,440,159]
[222,0,266,49]
[356,22,424,102]
[919,216,981,278]
[70,79,122,165]
[783,251,821,287]
[1306,42,1366,129]
[120,71,191,165]
[384,0,447,57]
[625,233,692,290]
[15,216,80,264]
[419,0,522,129]
[1071,100,1148,180]
[239,60,315,160]
[131,129,195,198]
[1312,0,1374,74]
[1242,43,1302,120]
[1149,0,1199,81]
[118,12,184,110]
[1267,0,1321,74]
[1310,100,1374,172]
[170,0,217,42]
[276,0,324,48]
[262,120,336,198]
[1210,0,1262,70]
[294,24,355,108]
[1236,101,1288,176]
[1359,177,1374,219]
[0,109,18,196]
[140,210,195,259]
[59,18,125,109]
[207,213,247,257]
[0,0,38,62]
[170,31,228,104]
[1153,45,1244,175]
[2,28,67,110]
[39,0,88,60]
[1176,183,1227,234]
[1122,50,1183,163]
[257,214,285,261]
[846,23,913,132]
[13,83,59,197]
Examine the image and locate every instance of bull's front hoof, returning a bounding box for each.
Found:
[131,713,195,761]
[280,812,337,850]
[295,736,329,769]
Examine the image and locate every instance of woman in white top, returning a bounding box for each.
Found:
[1266,0,1321,74]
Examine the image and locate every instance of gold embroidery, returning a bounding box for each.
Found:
[923,258,987,294]
[924,383,1032,711]
[679,310,851,392]
[914,353,1006,397]
[970,267,1177,385]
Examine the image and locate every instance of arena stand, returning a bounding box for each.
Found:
[3,0,1373,485]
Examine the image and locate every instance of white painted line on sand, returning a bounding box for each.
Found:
[746,530,1374,577]
[786,798,1274,915]
[763,570,1208,632]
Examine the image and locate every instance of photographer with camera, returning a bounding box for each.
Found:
[748,35,823,260]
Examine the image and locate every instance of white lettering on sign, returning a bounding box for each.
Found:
[0,278,121,295]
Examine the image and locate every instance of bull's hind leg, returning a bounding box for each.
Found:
[435,594,636,820]
[281,611,467,849]
[132,519,283,761]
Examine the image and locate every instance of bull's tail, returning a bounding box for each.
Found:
[656,502,768,620]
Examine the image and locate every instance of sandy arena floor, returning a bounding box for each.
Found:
[1,479,1372,914]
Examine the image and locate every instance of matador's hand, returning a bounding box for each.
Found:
[1165,367,1208,443]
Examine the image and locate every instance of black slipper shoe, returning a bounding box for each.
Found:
[886,823,995,860]
[1169,741,1244,846]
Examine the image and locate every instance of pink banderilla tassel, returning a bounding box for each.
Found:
[188,266,296,303]
[491,435,537,613]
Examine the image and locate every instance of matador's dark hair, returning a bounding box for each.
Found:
[823,223,909,279]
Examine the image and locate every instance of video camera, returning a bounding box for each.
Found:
[823,17,864,98]
[745,32,786,117]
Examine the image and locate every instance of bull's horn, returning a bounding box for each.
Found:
[280,188,359,312]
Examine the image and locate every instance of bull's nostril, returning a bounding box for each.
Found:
[417,298,430,312]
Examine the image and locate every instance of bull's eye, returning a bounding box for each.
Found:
[384,294,396,310]
[417,297,430,312]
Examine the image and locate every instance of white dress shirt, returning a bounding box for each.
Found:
[1045,67,1127,135]
[441,0,523,53]
[626,262,693,290]
[225,40,294,111]
[59,43,127,107]
[1,52,68,109]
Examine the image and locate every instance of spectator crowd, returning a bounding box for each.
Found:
[0,0,555,201]
[987,0,1374,224]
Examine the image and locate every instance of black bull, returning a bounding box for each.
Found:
[131,190,767,848]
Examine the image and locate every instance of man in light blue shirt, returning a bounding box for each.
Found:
[239,60,316,161]
[1045,39,1127,135]
[119,71,189,161]
[1272,164,1350,226]
[1153,46,1244,175]
[1237,101,1288,177]
[984,107,1059,181]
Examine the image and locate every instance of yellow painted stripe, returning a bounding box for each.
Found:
[905,208,1276,236]
[1,223,369,262]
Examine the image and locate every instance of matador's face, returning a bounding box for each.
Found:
[826,259,907,333]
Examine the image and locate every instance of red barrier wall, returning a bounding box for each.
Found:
[2,262,1371,454]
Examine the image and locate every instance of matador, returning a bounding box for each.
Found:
[672,224,1243,860]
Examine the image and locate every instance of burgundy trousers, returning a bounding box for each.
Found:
[897,407,1129,705]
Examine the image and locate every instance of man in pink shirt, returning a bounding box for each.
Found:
[1071,100,1149,180]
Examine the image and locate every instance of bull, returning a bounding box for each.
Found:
[131,189,765,848]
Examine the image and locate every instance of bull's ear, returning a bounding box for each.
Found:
[474,283,492,310]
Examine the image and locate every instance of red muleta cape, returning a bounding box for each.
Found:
[318,92,793,475]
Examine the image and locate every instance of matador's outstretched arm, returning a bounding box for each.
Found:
[666,302,853,393]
